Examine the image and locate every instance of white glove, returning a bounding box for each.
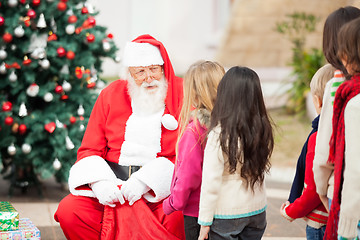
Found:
[121,177,150,206]
[90,180,125,207]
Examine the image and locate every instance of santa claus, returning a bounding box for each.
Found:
[54,35,185,240]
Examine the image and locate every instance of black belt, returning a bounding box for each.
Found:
[106,161,141,181]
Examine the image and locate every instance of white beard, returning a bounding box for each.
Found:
[127,74,168,115]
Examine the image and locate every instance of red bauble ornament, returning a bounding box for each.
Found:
[86,34,95,43]
[48,32,57,41]
[27,9,36,19]
[2,33,13,43]
[60,0,67,2]
[87,16,96,26]
[68,15,77,24]
[75,67,83,79]
[4,116,14,126]
[75,27,82,35]
[20,0,26,4]
[107,33,113,39]
[69,116,76,124]
[55,85,63,93]
[0,16,5,26]
[23,58,32,66]
[23,16,31,27]
[2,101,12,111]
[32,0,40,7]
[66,50,75,60]
[61,95,69,100]
[44,122,56,133]
[57,2,67,11]
[79,116,84,121]
[57,47,66,57]
[82,19,90,29]
[81,7,88,14]
[87,82,96,89]
[18,124,27,134]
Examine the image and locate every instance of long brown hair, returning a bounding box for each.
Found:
[337,17,360,76]
[209,66,274,191]
[323,6,360,76]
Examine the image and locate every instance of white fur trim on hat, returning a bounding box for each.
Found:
[123,42,164,67]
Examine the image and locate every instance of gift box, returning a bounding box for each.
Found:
[0,218,41,240]
[0,202,19,231]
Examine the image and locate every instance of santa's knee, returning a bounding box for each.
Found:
[54,194,77,228]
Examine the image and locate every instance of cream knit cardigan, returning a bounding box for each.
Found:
[338,94,360,238]
[198,126,267,226]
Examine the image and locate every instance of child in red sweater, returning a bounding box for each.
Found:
[280,63,335,240]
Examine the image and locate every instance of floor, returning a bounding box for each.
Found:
[0,166,307,239]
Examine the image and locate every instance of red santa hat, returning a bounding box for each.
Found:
[126,34,183,120]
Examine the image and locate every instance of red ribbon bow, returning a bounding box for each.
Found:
[5,62,21,69]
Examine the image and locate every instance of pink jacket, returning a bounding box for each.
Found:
[163,118,208,217]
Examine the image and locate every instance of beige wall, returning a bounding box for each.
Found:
[216,0,360,68]
[89,0,231,76]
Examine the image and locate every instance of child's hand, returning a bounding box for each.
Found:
[198,225,210,240]
[319,195,329,212]
[279,201,293,222]
[279,201,290,214]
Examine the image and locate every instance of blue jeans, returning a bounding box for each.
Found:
[306,225,326,240]
[208,211,266,240]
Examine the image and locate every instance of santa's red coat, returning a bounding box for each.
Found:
[68,79,182,200]
[55,34,185,240]
[68,34,183,199]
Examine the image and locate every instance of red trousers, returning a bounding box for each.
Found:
[54,194,185,240]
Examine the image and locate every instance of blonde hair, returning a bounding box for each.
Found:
[177,60,225,153]
[310,63,336,101]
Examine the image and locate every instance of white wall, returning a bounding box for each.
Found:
[88,0,231,77]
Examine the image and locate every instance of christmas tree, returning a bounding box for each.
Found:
[0,0,118,195]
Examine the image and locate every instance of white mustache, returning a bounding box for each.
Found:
[141,81,159,88]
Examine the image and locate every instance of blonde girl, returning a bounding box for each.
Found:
[163,60,225,240]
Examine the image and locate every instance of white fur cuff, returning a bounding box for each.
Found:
[131,157,174,202]
[68,156,118,197]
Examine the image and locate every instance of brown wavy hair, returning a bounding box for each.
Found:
[323,6,360,78]
[337,17,360,76]
[209,66,274,191]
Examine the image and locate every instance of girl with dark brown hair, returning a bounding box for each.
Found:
[198,66,274,240]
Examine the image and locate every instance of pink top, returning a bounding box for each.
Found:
[163,120,207,217]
